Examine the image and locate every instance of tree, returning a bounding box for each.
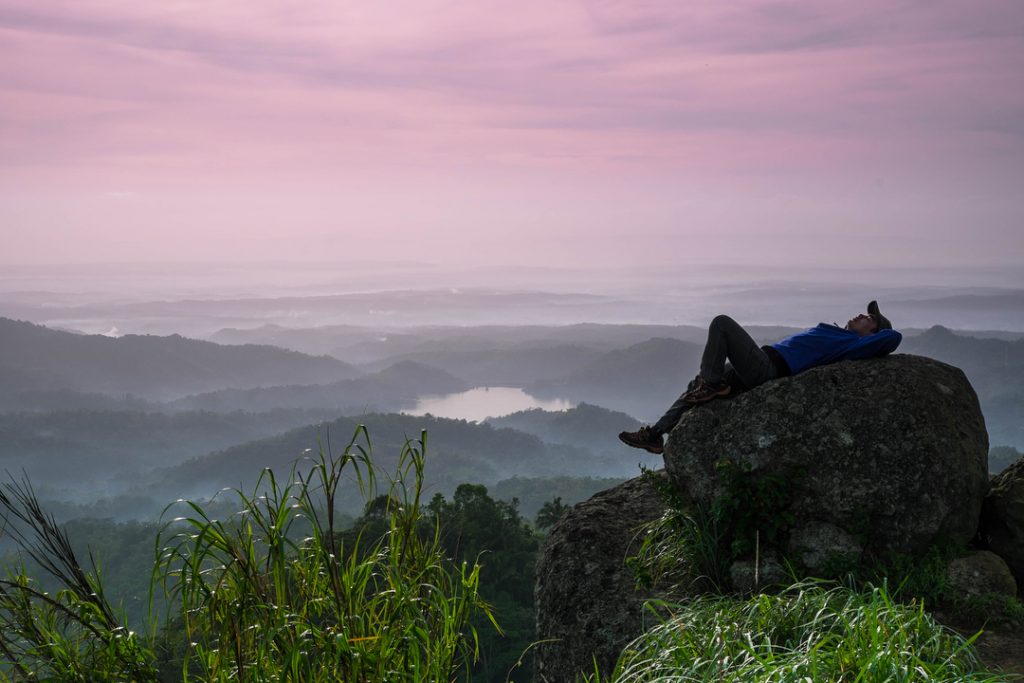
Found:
[535,496,569,530]
[428,484,540,683]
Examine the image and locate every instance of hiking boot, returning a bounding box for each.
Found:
[618,426,664,454]
[682,375,732,405]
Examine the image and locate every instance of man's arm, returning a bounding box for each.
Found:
[842,329,902,361]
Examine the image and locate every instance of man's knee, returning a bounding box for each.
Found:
[711,314,736,330]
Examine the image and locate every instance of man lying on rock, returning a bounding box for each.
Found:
[618,300,902,455]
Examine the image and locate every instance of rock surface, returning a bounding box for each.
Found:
[664,354,989,571]
[946,551,1017,598]
[534,473,668,682]
[729,552,789,595]
[981,456,1024,588]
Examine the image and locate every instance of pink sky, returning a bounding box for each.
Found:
[1,1,1022,269]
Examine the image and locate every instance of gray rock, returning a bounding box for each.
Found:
[946,550,1018,598]
[664,354,989,569]
[729,551,789,595]
[534,473,668,683]
[981,456,1024,588]
[787,521,863,572]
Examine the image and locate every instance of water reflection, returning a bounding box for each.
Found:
[407,387,574,422]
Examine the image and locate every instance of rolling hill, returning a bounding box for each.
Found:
[0,317,361,405]
[145,413,647,509]
[527,337,703,421]
[167,361,467,413]
[487,403,642,454]
[0,408,335,489]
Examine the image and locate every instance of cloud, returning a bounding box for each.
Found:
[0,0,1022,267]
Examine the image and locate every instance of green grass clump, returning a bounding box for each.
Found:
[0,427,495,682]
[629,502,727,596]
[597,581,1012,683]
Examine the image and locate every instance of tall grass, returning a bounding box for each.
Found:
[619,477,1014,683]
[630,502,728,596]
[593,580,1014,683]
[0,477,157,681]
[0,427,495,682]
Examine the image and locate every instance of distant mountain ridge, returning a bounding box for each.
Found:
[487,403,642,454]
[168,361,467,413]
[890,293,1024,311]
[900,325,1024,401]
[0,408,334,489]
[528,337,703,421]
[360,345,604,387]
[0,317,361,405]
[208,322,800,365]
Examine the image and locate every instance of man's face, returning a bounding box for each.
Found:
[846,313,878,336]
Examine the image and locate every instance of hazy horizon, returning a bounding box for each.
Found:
[2,260,1023,336]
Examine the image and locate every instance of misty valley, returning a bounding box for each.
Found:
[1,285,1023,681]
[1,310,1020,507]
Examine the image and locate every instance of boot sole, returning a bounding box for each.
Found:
[618,433,664,455]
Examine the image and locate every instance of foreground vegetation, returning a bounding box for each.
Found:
[2,423,1019,682]
[598,470,1021,683]
[0,428,495,682]
[596,581,1009,683]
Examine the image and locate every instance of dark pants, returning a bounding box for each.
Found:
[652,315,779,434]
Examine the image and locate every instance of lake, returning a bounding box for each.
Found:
[407,387,574,422]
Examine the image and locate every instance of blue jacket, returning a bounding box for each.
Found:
[772,323,902,375]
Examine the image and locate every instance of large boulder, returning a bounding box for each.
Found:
[664,354,989,571]
[946,550,1017,599]
[981,456,1024,588]
[534,473,668,683]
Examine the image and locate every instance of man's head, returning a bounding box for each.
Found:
[846,300,893,336]
[846,314,878,336]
